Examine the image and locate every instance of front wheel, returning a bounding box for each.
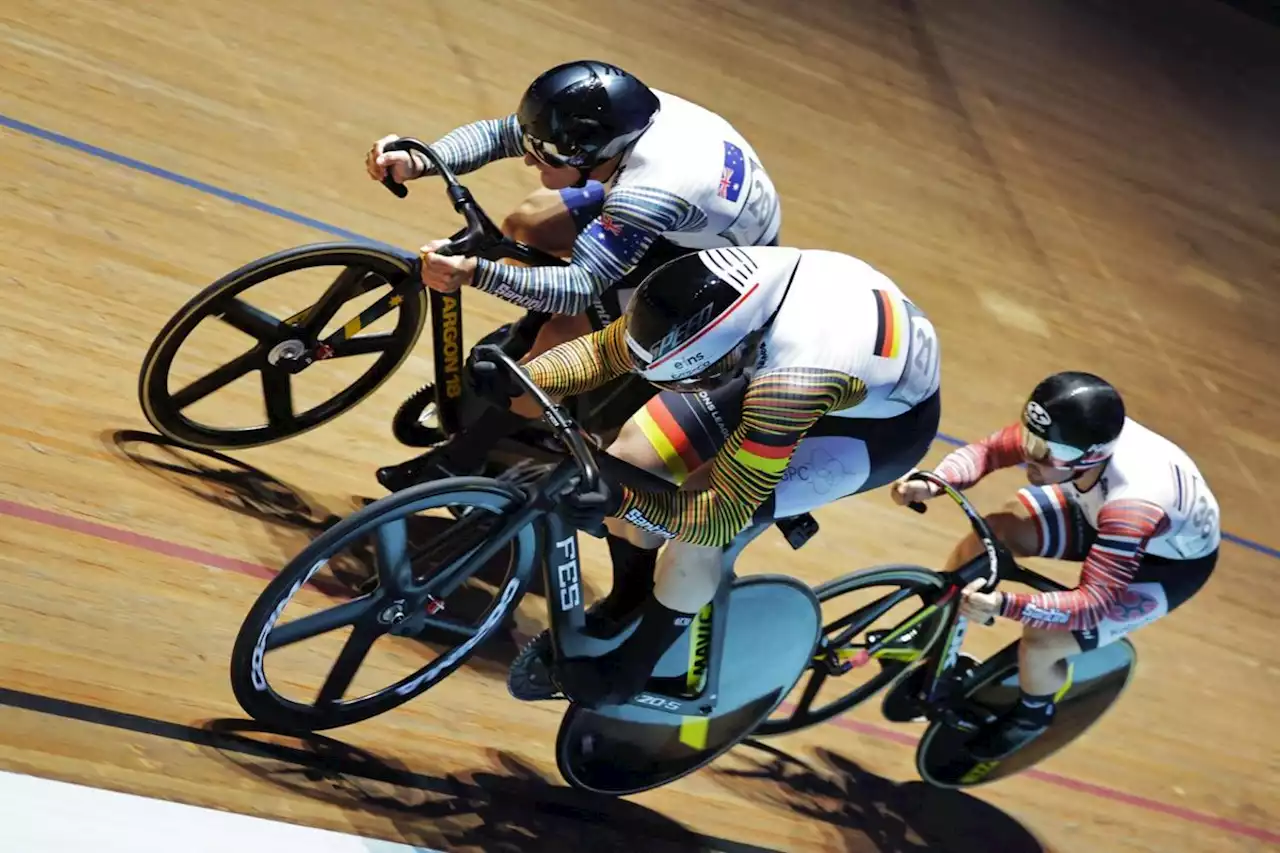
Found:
[140,242,426,450]
[754,565,950,737]
[229,477,540,731]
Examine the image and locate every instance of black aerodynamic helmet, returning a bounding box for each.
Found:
[1021,371,1126,469]
[517,60,660,173]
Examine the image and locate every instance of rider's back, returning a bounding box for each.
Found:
[743,248,942,420]
[617,91,781,249]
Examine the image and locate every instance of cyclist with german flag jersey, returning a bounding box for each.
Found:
[482,246,942,709]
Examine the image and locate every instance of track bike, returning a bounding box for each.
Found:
[229,347,824,797]
[755,471,1138,788]
[136,138,659,491]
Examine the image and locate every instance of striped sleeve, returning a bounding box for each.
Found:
[614,368,866,547]
[472,186,697,315]
[415,115,524,176]
[521,317,633,397]
[1000,499,1169,630]
[933,423,1025,490]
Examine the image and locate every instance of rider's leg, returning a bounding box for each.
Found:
[497,187,601,417]
[556,465,721,707]
[961,485,1097,758]
[583,417,687,626]
[958,486,1092,693]
[547,403,735,706]
[969,546,1220,762]
[574,391,943,706]
[502,185,601,257]
[589,383,740,619]
[941,496,1044,571]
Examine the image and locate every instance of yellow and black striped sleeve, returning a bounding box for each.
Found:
[521,316,634,398]
[614,368,866,547]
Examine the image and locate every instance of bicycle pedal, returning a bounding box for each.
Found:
[942,703,997,733]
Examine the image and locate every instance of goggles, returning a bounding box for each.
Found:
[522,133,580,169]
[1021,426,1109,470]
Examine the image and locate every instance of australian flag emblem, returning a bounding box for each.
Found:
[719,141,746,202]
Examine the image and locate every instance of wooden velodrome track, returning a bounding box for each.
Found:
[1,0,1277,850]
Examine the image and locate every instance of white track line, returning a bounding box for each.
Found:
[0,769,440,852]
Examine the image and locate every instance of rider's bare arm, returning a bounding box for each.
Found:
[933,423,1026,489]
[616,368,865,547]
[1000,498,1169,630]
[411,115,525,177]
[521,317,632,397]
[473,188,696,315]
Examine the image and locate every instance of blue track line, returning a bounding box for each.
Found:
[5,111,1276,561]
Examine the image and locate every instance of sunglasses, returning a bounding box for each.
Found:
[522,134,579,169]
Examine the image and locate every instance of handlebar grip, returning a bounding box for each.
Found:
[908,501,928,514]
[379,137,433,198]
[381,173,408,199]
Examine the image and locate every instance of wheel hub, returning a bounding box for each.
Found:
[377,599,408,625]
[267,339,312,372]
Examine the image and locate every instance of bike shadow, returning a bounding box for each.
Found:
[199,718,726,853]
[716,739,1048,853]
[104,429,598,680]
[104,429,340,542]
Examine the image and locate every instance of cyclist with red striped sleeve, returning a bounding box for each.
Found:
[474,246,943,709]
[892,372,1221,760]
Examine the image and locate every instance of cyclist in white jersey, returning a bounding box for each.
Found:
[368,61,785,597]
[893,372,1220,760]
[366,60,781,355]
[471,246,943,708]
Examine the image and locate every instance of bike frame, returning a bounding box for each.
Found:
[835,473,1072,723]
[272,138,566,436]
[405,426,785,720]
[542,505,779,718]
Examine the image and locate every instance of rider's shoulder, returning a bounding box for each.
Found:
[613,91,743,186]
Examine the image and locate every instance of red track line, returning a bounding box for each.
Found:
[3,497,1276,846]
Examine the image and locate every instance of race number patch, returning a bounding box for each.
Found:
[887,301,941,408]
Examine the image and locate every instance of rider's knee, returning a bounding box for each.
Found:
[501,200,542,244]
[501,190,576,254]
[1019,626,1076,664]
[605,516,665,550]
[985,501,1041,558]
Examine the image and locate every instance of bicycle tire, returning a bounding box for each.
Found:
[230,476,539,731]
[754,564,950,737]
[139,242,426,450]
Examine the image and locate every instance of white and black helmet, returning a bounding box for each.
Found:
[624,249,792,393]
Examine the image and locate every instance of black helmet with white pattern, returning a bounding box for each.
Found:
[1021,371,1125,470]
[517,61,659,174]
[624,248,793,393]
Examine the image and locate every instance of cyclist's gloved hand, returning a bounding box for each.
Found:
[891,470,941,507]
[561,477,623,538]
[466,344,524,409]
